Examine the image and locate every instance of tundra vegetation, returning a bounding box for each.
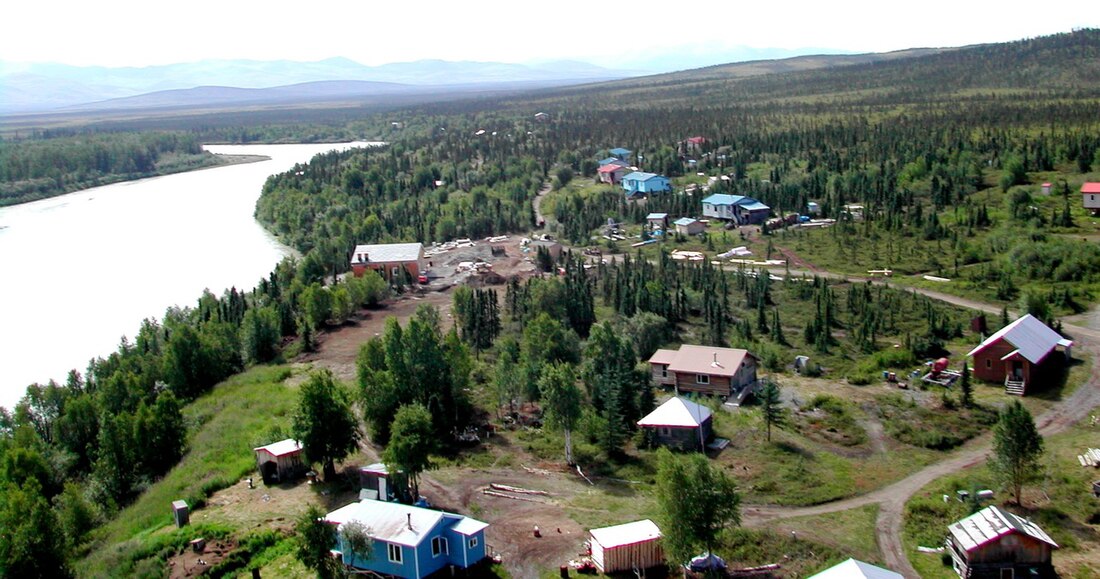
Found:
[1,29,1100,577]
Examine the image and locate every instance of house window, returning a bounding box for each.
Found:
[432,536,449,557]
[661,366,668,378]
[469,537,478,549]
[391,266,400,277]
[660,427,671,436]
[986,359,992,369]
[696,374,710,385]
[387,544,403,564]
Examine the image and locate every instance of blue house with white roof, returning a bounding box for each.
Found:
[325,499,489,578]
[701,194,771,225]
[622,172,671,197]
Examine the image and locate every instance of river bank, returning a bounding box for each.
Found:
[0,150,268,208]
[0,142,372,410]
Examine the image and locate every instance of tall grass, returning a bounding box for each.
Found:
[81,365,300,577]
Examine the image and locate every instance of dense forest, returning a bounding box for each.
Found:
[2,29,1100,577]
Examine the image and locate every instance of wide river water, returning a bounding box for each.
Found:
[0,142,375,410]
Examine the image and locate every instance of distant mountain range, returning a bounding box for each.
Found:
[0,58,638,113]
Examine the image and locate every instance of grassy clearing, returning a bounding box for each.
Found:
[902,420,1100,579]
[875,394,998,450]
[715,403,937,506]
[764,505,882,565]
[80,364,303,578]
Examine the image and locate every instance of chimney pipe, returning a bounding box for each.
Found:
[407,513,412,530]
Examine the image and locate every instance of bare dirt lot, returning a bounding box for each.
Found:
[302,236,537,384]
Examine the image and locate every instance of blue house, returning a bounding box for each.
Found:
[622,172,671,197]
[325,499,489,578]
[609,147,632,161]
[701,193,770,225]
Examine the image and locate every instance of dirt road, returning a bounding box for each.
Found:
[532,181,551,229]
[745,263,1100,577]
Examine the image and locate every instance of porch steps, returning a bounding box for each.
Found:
[1005,379,1026,396]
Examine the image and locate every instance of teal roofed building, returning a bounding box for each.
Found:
[609,147,632,161]
[701,193,770,225]
[622,172,671,197]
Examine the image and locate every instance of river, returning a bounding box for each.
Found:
[0,142,376,410]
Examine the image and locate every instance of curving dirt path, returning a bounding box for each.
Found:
[532,181,552,229]
[743,266,1100,577]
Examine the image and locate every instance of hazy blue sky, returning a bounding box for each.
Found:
[5,0,1095,68]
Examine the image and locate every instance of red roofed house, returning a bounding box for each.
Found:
[683,136,706,153]
[254,439,305,484]
[946,505,1058,579]
[966,314,1072,396]
[598,162,631,185]
[1083,182,1100,214]
[637,396,713,451]
[648,344,758,400]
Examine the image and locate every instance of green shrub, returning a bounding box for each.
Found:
[847,373,873,386]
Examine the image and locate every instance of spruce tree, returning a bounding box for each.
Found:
[989,401,1044,505]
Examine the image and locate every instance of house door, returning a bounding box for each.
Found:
[261,461,278,484]
[1011,361,1024,381]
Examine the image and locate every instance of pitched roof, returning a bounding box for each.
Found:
[674,217,699,226]
[599,157,625,166]
[598,163,628,173]
[966,314,1073,364]
[649,348,679,365]
[324,500,487,547]
[702,193,746,206]
[808,558,903,579]
[253,439,302,457]
[646,213,668,219]
[637,397,712,427]
[609,147,632,155]
[589,519,662,549]
[622,171,663,182]
[352,242,423,264]
[448,514,490,536]
[660,344,752,377]
[1081,182,1100,194]
[948,505,1058,552]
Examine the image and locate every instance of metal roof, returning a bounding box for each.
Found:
[674,217,699,226]
[324,500,487,548]
[948,505,1058,552]
[808,558,903,579]
[609,147,632,155]
[622,171,663,182]
[702,193,746,206]
[1081,182,1100,194]
[646,213,668,219]
[448,515,490,536]
[253,439,302,457]
[351,242,423,264]
[659,344,752,378]
[598,163,628,173]
[967,314,1073,364]
[589,519,661,549]
[649,349,679,365]
[637,397,712,428]
[740,201,770,211]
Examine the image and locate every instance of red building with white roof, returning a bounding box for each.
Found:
[1083,182,1100,214]
[966,314,1072,395]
